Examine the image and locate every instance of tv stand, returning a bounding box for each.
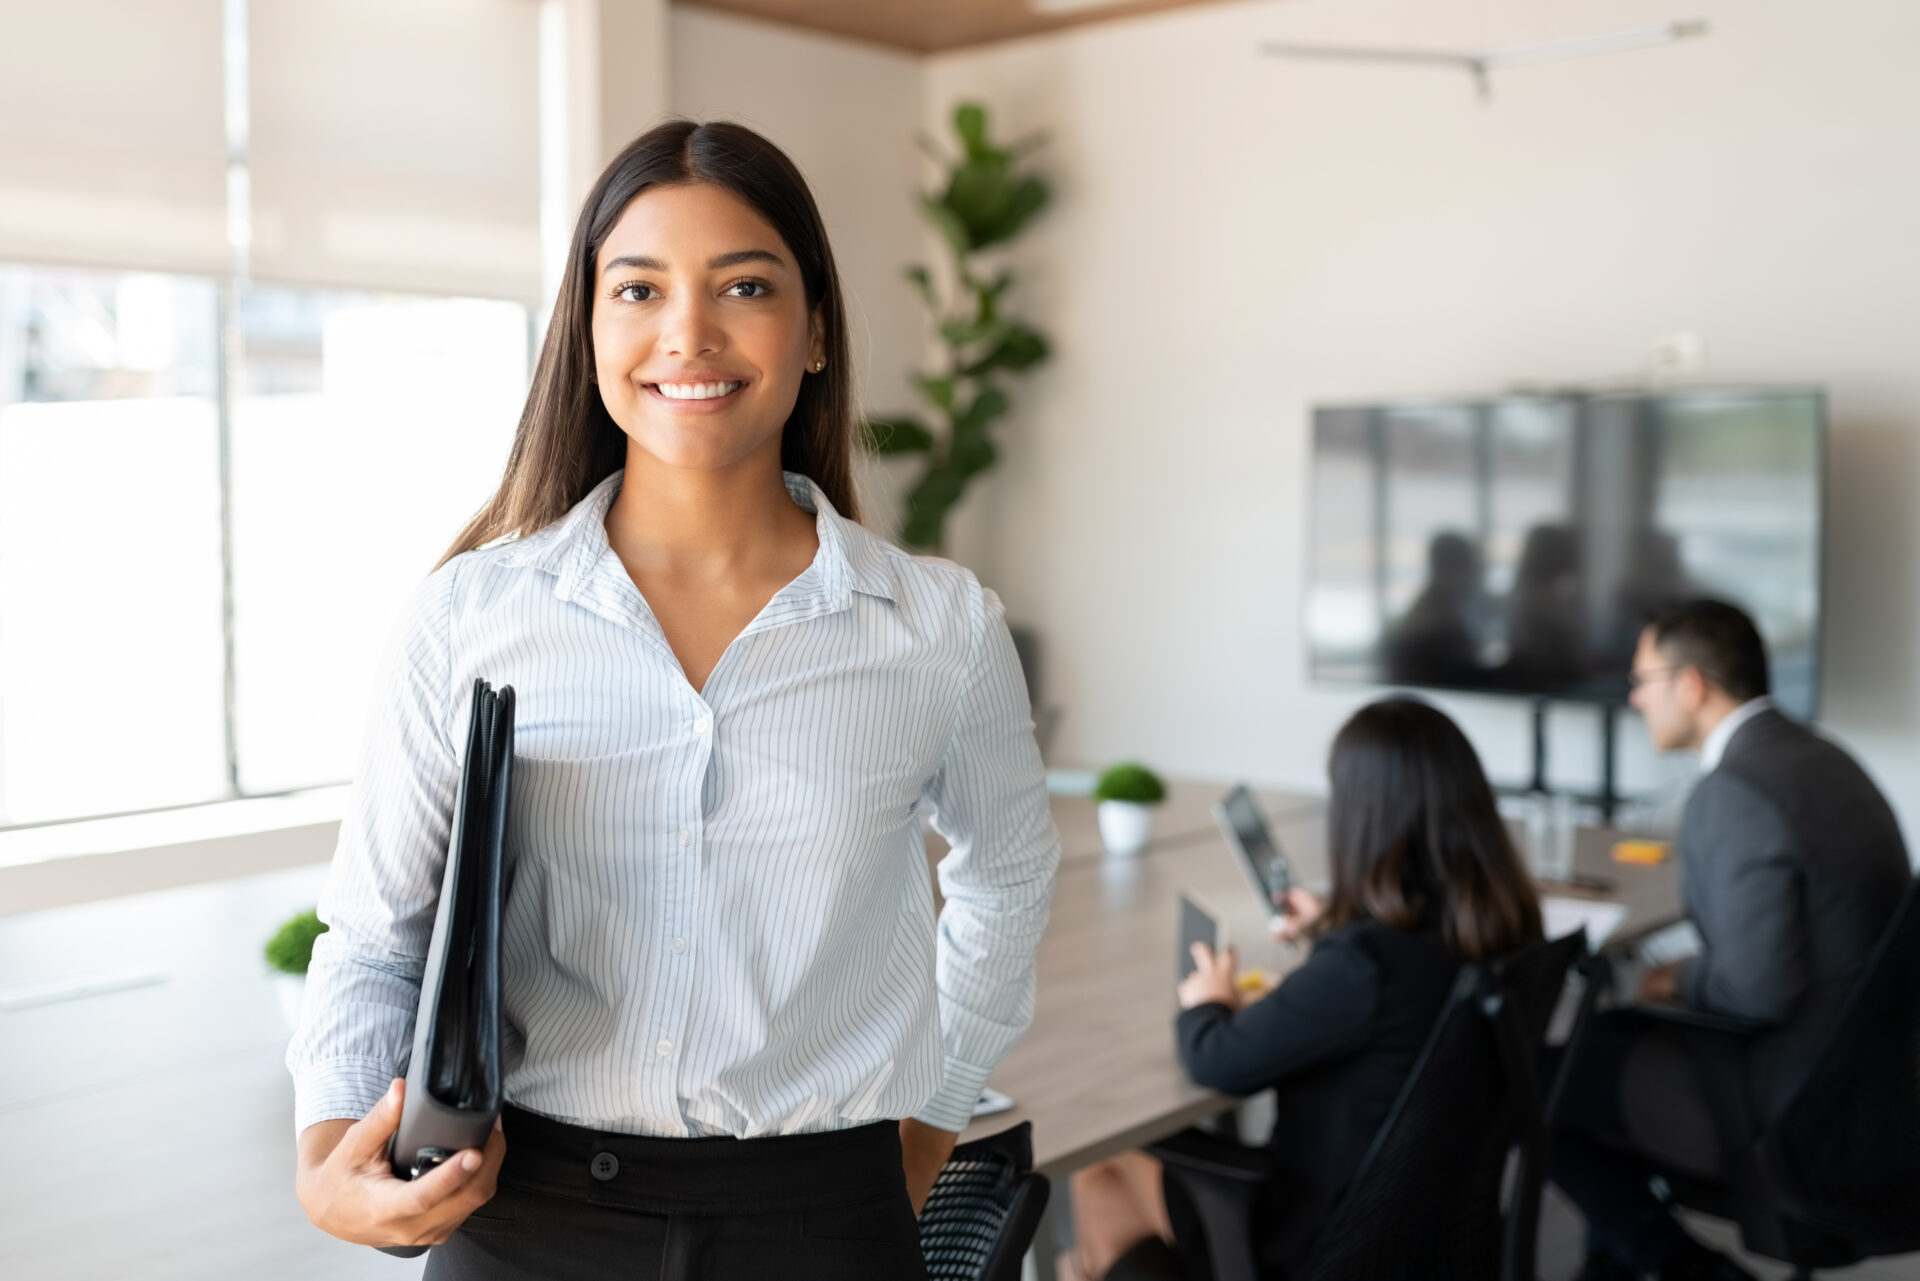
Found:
[1523,697,1622,824]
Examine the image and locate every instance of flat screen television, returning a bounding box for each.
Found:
[1306,388,1825,718]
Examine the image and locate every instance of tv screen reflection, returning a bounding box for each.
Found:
[1306,389,1823,718]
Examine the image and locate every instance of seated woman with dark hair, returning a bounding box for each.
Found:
[1071,698,1544,1281]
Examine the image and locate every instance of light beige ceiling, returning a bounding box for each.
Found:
[680,0,1239,55]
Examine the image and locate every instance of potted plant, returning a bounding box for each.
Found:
[1094,762,1166,857]
[264,908,328,1032]
[866,101,1052,552]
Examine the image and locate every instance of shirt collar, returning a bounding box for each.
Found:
[503,469,896,608]
[786,471,898,605]
[1701,695,1774,771]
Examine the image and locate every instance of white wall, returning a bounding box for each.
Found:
[670,7,927,534]
[924,0,1920,836]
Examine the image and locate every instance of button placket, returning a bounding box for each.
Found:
[646,715,707,1128]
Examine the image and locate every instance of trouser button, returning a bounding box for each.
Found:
[590,1151,620,1181]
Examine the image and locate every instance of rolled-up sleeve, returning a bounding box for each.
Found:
[286,567,459,1134]
[914,583,1061,1131]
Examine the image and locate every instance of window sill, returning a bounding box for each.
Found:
[0,787,349,917]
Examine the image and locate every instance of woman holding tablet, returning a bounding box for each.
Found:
[286,120,1060,1280]
[1072,699,1542,1281]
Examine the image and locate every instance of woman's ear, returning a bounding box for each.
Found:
[808,306,826,372]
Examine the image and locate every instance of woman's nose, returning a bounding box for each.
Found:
[659,293,724,358]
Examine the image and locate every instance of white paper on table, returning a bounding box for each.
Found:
[1541,896,1631,949]
[1635,919,1703,965]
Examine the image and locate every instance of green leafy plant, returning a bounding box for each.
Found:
[1094,762,1167,805]
[264,908,329,977]
[867,102,1051,551]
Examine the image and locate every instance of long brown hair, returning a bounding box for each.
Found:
[438,119,862,568]
[1320,699,1543,960]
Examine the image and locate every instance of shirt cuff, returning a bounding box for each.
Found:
[289,1056,399,1136]
[913,1054,996,1133]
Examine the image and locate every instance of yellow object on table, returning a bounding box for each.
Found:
[1613,839,1671,865]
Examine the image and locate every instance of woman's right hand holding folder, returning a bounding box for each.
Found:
[295,1077,507,1248]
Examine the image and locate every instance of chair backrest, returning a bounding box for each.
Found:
[1761,875,1920,1253]
[919,1120,1052,1281]
[1294,931,1583,1281]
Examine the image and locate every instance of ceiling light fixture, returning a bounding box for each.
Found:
[1261,19,1709,102]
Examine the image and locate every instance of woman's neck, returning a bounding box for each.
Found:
[604,445,817,584]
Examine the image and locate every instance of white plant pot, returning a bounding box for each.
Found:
[1097,800,1156,857]
[276,972,307,1034]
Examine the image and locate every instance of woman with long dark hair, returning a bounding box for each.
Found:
[286,120,1060,1280]
[1074,698,1542,1280]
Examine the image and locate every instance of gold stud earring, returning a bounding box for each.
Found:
[811,358,826,373]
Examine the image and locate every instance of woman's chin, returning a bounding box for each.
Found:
[621,427,782,476]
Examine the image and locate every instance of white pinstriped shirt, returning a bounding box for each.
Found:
[287,471,1059,1137]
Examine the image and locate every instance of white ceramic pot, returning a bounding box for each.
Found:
[1097,800,1156,857]
[276,972,307,1033]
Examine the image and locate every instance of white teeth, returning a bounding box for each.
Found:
[655,381,742,400]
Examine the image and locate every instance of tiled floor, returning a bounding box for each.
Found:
[1,865,1915,1280]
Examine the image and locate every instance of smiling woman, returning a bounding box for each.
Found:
[286,119,1061,1281]
[438,120,860,562]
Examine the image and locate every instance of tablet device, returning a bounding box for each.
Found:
[1213,785,1295,923]
[1178,889,1229,982]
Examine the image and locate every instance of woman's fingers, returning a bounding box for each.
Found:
[395,1121,506,1228]
[335,1079,406,1169]
[394,1148,486,1218]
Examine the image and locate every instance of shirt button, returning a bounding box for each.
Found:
[693,715,712,735]
[656,1039,673,1057]
[670,937,687,954]
[677,828,692,846]
[590,1152,619,1181]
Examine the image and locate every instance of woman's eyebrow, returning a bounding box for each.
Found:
[600,249,787,275]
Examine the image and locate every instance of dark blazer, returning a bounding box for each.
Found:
[1175,920,1458,1272]
[1675,707,1910,1116]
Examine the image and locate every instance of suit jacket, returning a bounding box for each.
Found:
[1675,708,1909,1117]
[1176,921,1459,1272]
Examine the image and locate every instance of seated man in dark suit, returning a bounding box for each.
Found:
[1553,599,1910,1281]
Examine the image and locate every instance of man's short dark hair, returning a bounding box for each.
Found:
[1644,599,1771,702]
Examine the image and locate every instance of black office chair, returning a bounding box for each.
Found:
[1643,875,1920,1279]
[919,1119,1051,1281]
[1146,931,1593,1281]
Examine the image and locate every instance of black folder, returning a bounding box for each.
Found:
[379,679,514,1256]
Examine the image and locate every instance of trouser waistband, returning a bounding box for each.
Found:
[497,1103,904,1215]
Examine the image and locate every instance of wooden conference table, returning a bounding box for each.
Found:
[941,780,1683,1270]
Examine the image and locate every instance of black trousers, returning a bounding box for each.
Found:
[1549,1009,1727,1272]
[424,1104,931,1281]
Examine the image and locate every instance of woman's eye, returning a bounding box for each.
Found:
[726,280,770,298]
[614,283,655,303]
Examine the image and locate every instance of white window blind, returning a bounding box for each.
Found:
[248,0,543,302]
[0,0,228,275]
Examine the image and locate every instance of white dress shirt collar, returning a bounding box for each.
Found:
[500,468,897,609]
[1701,695,1775,771]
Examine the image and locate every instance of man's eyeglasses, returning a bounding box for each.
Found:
[1626,666,1678,691]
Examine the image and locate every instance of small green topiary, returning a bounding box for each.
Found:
[1093,762,1166,805]
[264,909,329,976]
